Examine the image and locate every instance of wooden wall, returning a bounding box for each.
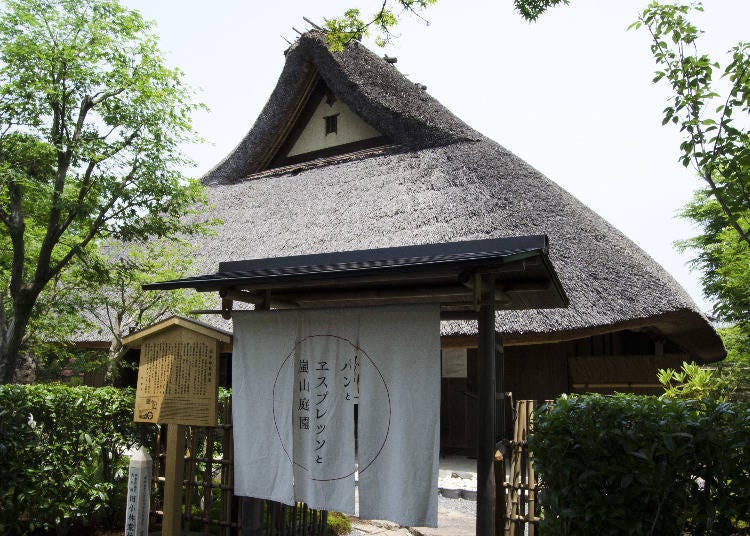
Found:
[440,349,478,452]
[503,343,570,402]
[439,329,690,453]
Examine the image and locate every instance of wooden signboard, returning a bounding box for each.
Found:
[133,328,217,426]
[126,317,230,427]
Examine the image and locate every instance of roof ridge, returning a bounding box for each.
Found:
[203,32,480,186]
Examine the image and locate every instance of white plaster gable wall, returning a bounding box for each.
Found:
[287,95,381,157]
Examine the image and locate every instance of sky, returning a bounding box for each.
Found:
[123,0,750,315]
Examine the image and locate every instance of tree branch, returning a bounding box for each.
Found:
[643,11,750,248]
[34,95,93,285]
[68,95,93,151]
[90,87,126,106]
[0,288,8,334]
[701,170,750,246]
[46,159,141,281]
[6,177,26,301]
[55,131,139,242]
[709,60,748,189]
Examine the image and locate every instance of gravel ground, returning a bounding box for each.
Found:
[438,495,476,516]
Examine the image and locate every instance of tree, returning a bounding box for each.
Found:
[678,188,749,329]
[0,0,211,383]
[632,3,750,249]
[0,227,100,382]
[632,2,749,392]
[84,239,211,384]
[678,185,749,394]
[324,0,571,50]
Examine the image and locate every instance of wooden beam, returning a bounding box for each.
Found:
[496,333,506,441]
[571,383,663,389]
[241,498,263,536]
[440,333,508,349]
[226,270,465,293]
[441,311,480,320]
[219,288,298,308]
[303,16,325,31]
[196,306,501,321]
[477,274,496,536]
[279,285,473,305]
[258,73,319,171]
[221,298,233,320]
[441,335,479,348]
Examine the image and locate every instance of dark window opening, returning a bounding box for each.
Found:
[324,114,339,135]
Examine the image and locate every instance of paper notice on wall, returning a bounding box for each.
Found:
[441,348,468,378]
[232,305,440,526]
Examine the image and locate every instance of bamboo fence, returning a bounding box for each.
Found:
[499,400,551,536]
[150,397,328,536]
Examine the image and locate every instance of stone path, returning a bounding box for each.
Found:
[350,497,475,536]
[350,519,413,536]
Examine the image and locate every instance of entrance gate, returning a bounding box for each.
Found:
[142,236,568,536]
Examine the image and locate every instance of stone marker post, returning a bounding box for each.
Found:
[125,446,153,536]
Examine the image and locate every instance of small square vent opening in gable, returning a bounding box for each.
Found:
[267,76,389,169]
[324,114,339,136]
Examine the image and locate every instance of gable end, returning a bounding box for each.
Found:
[267,76,390,169]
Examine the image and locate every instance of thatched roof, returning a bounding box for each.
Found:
[195,32,723,362]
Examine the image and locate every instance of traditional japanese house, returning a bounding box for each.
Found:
[152,31,726,450]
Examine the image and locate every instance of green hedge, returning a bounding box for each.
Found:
[0,384,153,535]
[530,394,750,535]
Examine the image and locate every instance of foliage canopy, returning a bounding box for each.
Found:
[0,0,211,382]
[632,3,750,250]
[324,0,571,50]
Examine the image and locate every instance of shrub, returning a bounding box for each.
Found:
[0,384,154,535]
[530,394,750,536]
[327,511,352,535]
[658,361,732,401]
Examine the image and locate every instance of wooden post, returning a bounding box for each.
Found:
[495,449,506,536]
[527,401,536,536]
[496,336,505,442]
[241,498,264,536]
[163,424,185,536]
[476,274,496,536]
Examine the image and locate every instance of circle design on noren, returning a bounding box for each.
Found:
[272,334,391,482]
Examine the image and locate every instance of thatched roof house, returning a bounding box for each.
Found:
[199,31,721,355]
